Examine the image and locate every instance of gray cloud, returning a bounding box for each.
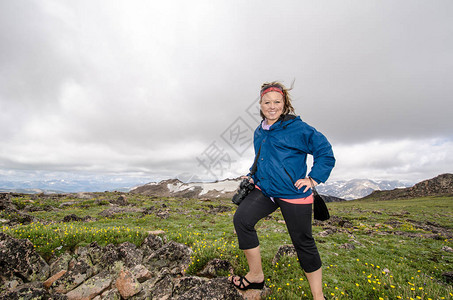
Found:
[1,0,452,186]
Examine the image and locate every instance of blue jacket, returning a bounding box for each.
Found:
[250,115,335,199]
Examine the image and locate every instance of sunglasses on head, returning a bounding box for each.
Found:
[260,84,284,97]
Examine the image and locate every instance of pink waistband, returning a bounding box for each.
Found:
[280,194,314,204]
[255,185,314,204]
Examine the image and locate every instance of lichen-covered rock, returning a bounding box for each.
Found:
[100,242,144,269]
[0,193,14,210]
[51,256,95,294]
[443,271,453,283]
[141,233,164,256]
[75,241,105,270]
[110,195,129,206]
[272,244,297,265]
[65,270,112,300]
[49,253,73,276]
[175,277,243,300]
[0,286,67,300]
[0,231,265,300]
[0,207,36,226]
[198,259,234,278]
[148,274,173,300]
[43,270,67,289]
[171,276,209,297]
[115,268,141,299]
[0,233,50,282]
[130,264,153,283]
[99,288,121,300]
[144,240,192,275]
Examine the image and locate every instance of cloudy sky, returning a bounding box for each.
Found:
[1,0,452,189]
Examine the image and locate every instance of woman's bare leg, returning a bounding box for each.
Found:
[305,267,324,300]
[230,246,265,286]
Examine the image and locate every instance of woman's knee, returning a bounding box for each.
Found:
[233,210,254,231]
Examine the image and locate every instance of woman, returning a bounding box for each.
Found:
[229,81,335,300]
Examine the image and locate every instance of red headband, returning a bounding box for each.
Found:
[260,86,284,98]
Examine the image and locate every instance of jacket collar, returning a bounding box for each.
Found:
[261,114,298,131]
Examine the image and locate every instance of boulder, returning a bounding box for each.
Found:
[338,243,356,250]
[0,286,66,300]
[174,277,243,300]
[115,268,141,299]
[51,255,95,294]
[43,270,67,289]
[110,195,129,206]
[144,240,192,275]
[0,232,50,282]
[99,242,143,269]
[49,253,73,276]
[66,270,112,300]
[0,193,14,210]
[442,271,453,283]
[198,259,234,278]
[272,245,297,265]
[0,233,269,300]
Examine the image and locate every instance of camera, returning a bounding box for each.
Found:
[232,178,255,205]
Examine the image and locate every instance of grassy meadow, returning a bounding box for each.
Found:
[1,192,452,299]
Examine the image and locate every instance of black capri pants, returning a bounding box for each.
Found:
[233,188,322,273]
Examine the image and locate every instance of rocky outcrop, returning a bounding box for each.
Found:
[130,179,239,200]
[364,173,453,200]
[0,233,269,300]
[0,193,14,210]
[0,233,50,283]
[407,173,453,196]
[0,193,39,226]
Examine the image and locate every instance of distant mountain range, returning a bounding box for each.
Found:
[3,175,450,201]
[129,177,415,201]
[315,178,413,200]
[0,178,147,194]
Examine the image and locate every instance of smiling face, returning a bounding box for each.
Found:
[260,91,285,125]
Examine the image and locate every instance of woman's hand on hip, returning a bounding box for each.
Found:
[295,177,317,193]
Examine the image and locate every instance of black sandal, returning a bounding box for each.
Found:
[230,275,264,290]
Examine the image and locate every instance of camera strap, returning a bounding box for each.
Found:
[250,145,261,175]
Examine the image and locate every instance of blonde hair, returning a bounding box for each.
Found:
[259,81,295,120]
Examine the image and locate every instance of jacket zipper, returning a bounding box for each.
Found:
[283,168,295,185]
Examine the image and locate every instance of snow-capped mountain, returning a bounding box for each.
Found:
[130,178,414,200]
[1,177,414,200]
[316,179,413,200]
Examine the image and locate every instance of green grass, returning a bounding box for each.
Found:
[1,193,452,299]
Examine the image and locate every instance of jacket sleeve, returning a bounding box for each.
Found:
[305,127,336,184]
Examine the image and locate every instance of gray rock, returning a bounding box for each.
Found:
[442,271,453,283]
[66,270,112,300]
[339,243,356,250]
[51,256,95,294]
[144,241,192,275]
[0,286,65,300]
[0,232,260,300]
[110,195,129,206]
[141,233,164,256]
[115,267,141,299]
[148,274,173,300]
[0,193,14,210]
[198,259,234,278]
[49,253,73,276]
[441,246,453,253]
[172,276,209,297]
[175,277,243,300]
[0,233,50,282]
[272,245,297,265]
